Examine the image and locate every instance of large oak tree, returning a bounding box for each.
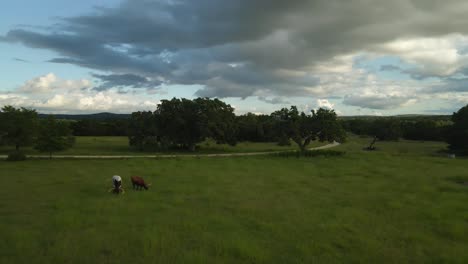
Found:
[272,106,345,152]
[128,97,237,151]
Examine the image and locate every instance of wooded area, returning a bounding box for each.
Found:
[1,99,467,157]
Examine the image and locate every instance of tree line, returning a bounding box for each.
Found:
[341,117,452,141]
[1,99,468,158]
[127,98,344,152]
[0,97,344,158]
[68,108,453,143]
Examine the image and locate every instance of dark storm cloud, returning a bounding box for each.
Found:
[343,94,416,109]
[425,78,468,93]
[5,29,174,75]
[380,64,442,80]
[3,0,468,97]
[257,96,291,105]
[92,73,162,91]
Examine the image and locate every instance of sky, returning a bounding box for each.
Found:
[1,0,468,115]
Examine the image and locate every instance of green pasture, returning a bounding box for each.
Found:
[0,136,311,156]
[1,137,468,263]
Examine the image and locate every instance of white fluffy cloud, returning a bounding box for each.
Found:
[0,73,161,113]
[317,99,334,109]
[376,34,468,78]
[18,73,91,93]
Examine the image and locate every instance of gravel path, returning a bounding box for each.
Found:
[0,141,340,160]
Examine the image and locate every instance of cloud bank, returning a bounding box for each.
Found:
[2,0,468,112]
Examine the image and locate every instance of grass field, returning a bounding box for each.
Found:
[0,136,313,156]
[1,136,468,263]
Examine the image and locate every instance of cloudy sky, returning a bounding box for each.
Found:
[1,0,468,115]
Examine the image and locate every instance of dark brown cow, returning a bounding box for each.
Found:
[131,176,150,190]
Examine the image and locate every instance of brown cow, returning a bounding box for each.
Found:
[131,176,151,190]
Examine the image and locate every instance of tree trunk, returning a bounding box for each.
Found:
[298,135,314,152]
[15,144,19,151]
[292,137,303,152]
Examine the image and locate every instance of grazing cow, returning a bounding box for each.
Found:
[131,176,150,190]
[110,175,124,194]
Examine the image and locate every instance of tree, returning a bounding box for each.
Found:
[236,113,279,142]
[70,119,106,136]
[156,98,204,151]
[0,106,38,151]
[128,111,160,151]
[401,120,446,141]
[447,104,468,154]
[129,98,238,152]
[272,106,346,152]
[342,119,373,135]
[370,119,402,140]
[194,97,237,146]
[237,113,260,141]
[35,116,75,159]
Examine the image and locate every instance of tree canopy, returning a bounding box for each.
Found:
[128,97,237,151]
[0,106,38,151]
[272,107,346,151]
[35,116,75,159]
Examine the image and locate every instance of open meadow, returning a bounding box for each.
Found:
[1,136,468,263]
[0,136,309,156]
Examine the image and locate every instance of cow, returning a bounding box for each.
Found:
[131,176,151,190]
[109,175,125,194]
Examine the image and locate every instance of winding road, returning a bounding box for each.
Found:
[0,141,340,160]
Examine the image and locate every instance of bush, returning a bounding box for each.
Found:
[7,151,26,161]
[274,149,345,158]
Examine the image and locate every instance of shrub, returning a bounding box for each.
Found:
[7,151,26,161]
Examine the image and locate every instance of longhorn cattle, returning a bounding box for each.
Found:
[131,176,150,190]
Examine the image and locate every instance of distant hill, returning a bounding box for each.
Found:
[38,112,131,120]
